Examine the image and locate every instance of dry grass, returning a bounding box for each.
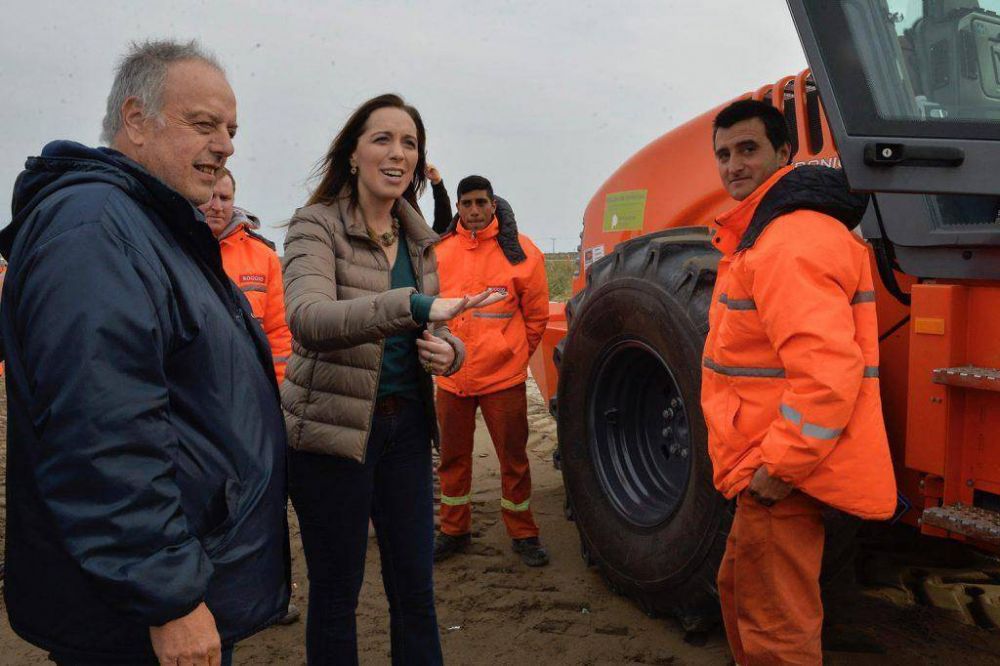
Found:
[544,253,577,302]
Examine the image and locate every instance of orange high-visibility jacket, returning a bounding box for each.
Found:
[435,217,549,396]
[219,221,292,384]
[702,165,897,520]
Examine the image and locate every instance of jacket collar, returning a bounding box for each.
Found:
[712,165,793,256]
[219,224,246,245]
[2,140,217,266]
[713,164,870,257]
[218,206,260,241]
[439,198,526,264]
[338,196,439,250]
[454,216,499,242]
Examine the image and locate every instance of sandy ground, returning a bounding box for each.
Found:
[4,378,1000,664]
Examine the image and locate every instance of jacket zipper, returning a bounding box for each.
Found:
[360,240,392,465]
[416,240,445,446]
[416,241,425,292]
[457,239,475,395]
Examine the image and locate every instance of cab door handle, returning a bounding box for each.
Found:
[864,143,965,167]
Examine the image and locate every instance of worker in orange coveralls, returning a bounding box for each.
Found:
[703,99,897,664]
[431,174,551,567]
[199,167,299,626]
[199,167,292,384]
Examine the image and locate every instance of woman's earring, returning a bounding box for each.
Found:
[350,165,358,175]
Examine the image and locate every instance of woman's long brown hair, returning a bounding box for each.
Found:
[307,93,427,213]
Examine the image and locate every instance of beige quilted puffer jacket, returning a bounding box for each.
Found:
[281,196,463,462]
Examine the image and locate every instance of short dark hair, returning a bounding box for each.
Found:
[713,99,790,152]
[456,175,494,200]
[217,166,235,193]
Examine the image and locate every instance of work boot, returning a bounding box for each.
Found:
[512,537,549,567]
[276,602,300,625]
[433,532,471,563]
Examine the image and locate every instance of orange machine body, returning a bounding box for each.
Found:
[530,69,1000,545]
[904,283,1000,544]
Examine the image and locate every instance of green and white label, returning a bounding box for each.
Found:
[603,190,647,232]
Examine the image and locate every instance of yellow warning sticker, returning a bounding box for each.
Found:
[603,190,647,232]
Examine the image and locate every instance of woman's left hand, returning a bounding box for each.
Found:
[416,330,455,375]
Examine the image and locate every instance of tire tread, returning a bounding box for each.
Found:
[557,228,725,621]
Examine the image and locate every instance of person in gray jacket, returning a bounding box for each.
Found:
[281,93,500,665]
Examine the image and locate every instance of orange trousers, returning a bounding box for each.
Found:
[718,490,825,666]
[436,383,539,539]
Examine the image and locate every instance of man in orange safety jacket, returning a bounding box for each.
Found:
[431,175,550,567]
[199,167,298,625]
[199,168,291,384]
[703,99,897,664]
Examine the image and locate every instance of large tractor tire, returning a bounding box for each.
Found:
[556,228,726,627]
[555,227,860,628]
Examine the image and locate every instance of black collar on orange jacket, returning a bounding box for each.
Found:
[737,165,869,252]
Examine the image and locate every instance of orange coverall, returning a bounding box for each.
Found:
[702,166,897,664]
[434,217,549,539]
[219,220,291,384]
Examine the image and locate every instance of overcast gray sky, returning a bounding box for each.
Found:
[0,0,807,251]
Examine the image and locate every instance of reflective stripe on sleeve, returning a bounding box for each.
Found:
[802,422,844,440]
[705,358,878,380]
[241,284,268,293]
[779,403,844,441]
[703,358,786,378]
[441,494,471,506]
[780,403,802,425]
[500,497,531,512]
[473,312,514,319]
[719,293,757,311]
[273,355,289,364]
[851,290,876,304]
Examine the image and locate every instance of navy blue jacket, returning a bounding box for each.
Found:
[0,142,290,660]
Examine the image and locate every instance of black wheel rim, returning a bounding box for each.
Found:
[588,339,693,528]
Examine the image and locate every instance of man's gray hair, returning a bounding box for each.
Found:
[100,39,223,145]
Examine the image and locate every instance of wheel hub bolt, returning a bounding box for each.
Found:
[670,398,680,409]
[662,427,673,438]
[679,448,689,458]
[662,408,674,421]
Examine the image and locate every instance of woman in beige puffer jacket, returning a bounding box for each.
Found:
[281,94,498,666]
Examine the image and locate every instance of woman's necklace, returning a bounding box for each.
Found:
[366,217,400,247]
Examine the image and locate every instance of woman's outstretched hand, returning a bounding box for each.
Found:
[428,289,505,323]
[416,331,455,375]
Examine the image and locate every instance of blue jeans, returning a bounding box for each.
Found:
[289,394,443,666]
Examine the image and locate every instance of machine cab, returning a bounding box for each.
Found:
[789,0,1000,279]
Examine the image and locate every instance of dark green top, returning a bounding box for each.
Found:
[378,232,435,398]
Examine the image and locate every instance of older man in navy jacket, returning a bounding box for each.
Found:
[0,40,289,665]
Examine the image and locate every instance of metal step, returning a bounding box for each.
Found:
[932,366,1000,392]
[923,503,1000,544]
